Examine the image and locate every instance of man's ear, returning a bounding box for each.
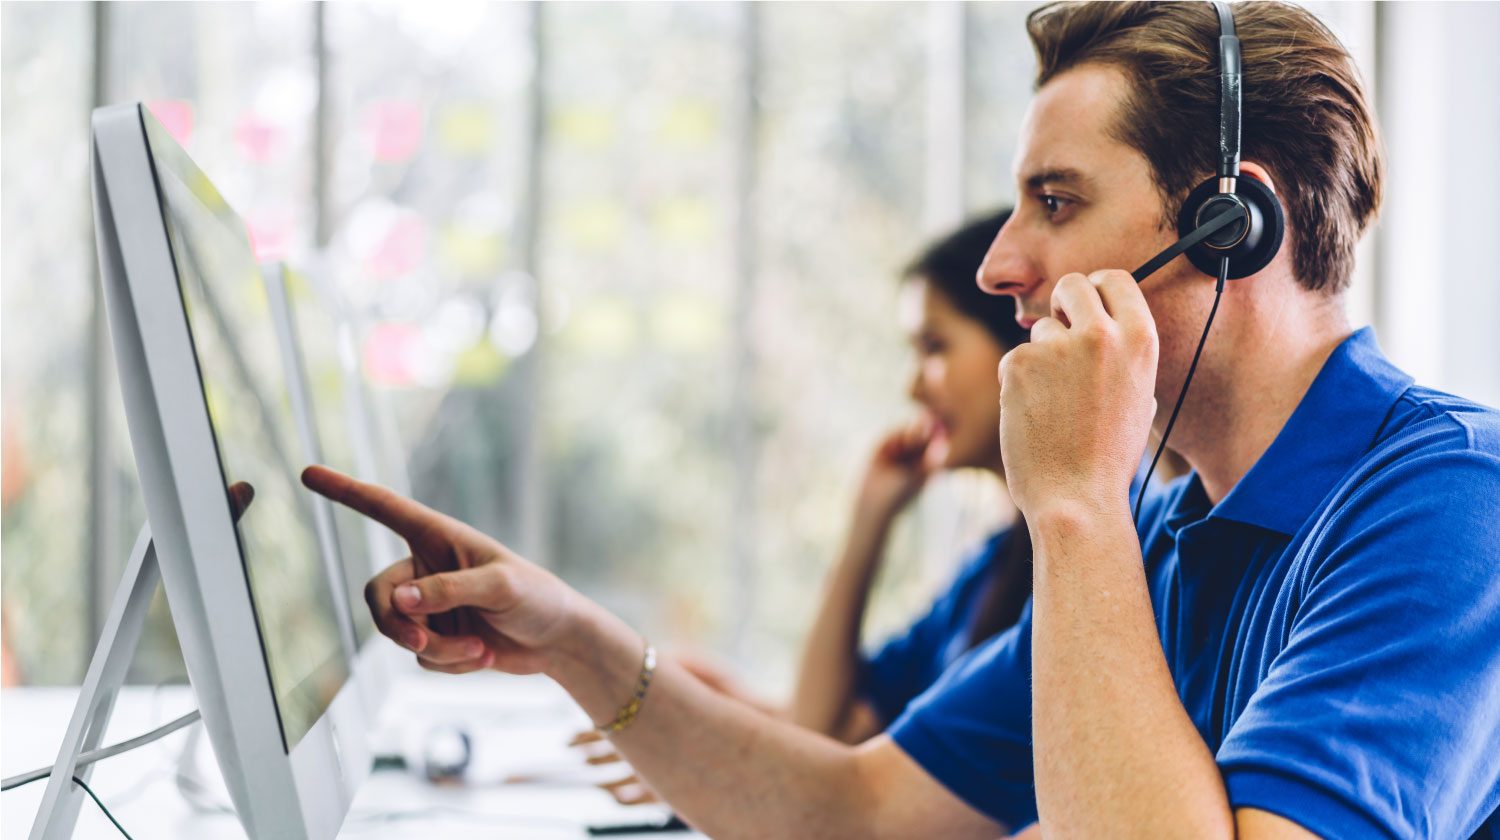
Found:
[1238,161,1279,196]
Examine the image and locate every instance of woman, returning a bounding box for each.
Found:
[579,209,1031,801]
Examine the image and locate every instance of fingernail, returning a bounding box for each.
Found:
[395,585,421,607]
[405,630,426,652]
[465,640,485,658]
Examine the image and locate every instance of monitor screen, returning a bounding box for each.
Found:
[144,114,349,751]
[284,268,379,647]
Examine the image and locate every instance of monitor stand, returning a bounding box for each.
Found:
[29,521,170,840]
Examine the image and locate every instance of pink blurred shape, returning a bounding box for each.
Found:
[366,213,428,281]
[235,112,280,163]
[148,100,195,147]
[246,212,293,262]
[367,100,425,163]
[364,322,420,387]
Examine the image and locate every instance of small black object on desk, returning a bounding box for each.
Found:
[587,813,691,835]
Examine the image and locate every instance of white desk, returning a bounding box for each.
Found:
[2,671,695,838]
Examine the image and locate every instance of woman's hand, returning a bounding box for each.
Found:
[673,652,780,717]
[302,465,585,677]
[568,651,778,805]
[568,728,664,805]
[853,417,944,525]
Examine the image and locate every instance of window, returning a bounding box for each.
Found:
[10,2,1478,697]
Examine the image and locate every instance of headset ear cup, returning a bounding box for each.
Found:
[1177,176,1286,279]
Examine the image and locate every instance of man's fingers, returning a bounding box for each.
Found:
[1088,269,1154,337]
[392,566,512,616]
[302,465,439,542]
[1050,272,1108,329]
[1029,316,1067,344]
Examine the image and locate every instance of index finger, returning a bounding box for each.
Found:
[302,465,436,540]
[1050,272,1108,329]
[1088,269,1155,336]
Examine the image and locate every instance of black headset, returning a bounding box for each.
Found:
[1132,1,1286,283]
[1129,1,1286,524]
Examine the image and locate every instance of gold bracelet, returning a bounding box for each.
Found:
[597,641,657,736]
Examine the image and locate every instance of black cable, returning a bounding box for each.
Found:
[71,774,137,840]
[2,772,136,839]
[1133,257,1230,527]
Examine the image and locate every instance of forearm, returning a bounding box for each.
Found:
[788,510,892,735]
[549,605,886,838]
[1029,503,1231,838]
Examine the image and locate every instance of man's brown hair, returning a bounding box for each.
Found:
[1027,1,1383,294]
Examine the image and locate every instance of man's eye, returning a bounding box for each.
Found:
[1037,193,1076,222]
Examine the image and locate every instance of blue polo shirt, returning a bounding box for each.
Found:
[861,468,1153,726]
[859,529,1010,724]
[888,328,1500,838]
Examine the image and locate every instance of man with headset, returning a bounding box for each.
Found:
[306,2,1500,836]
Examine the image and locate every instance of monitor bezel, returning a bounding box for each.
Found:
[261,260,402,721]
[91,102,371,840]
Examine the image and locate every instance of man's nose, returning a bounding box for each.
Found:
[975,228,1044,301]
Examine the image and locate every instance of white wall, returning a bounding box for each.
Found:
[1377,1,1500,407]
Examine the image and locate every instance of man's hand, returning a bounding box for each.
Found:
[302,465,582,677]
[998,269,1157,518]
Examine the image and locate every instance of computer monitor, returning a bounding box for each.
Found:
[261,260,404,718]
[91,102,371,839]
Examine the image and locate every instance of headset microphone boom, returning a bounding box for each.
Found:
[1127,1,1286,525]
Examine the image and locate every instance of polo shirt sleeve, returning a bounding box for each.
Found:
[885,598,1037,831]
[859,535,999,724]
[1216,449,1500,839]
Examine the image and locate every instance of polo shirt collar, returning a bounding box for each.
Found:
[1207,327,1413,536]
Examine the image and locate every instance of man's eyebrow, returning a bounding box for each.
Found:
[1023,168,1091,190]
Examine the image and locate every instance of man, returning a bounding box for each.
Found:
[306,2,1500,836]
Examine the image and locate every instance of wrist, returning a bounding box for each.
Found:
[854,481,912,532]
[1027,497,1135,559]
[841,507,898,571]
[545,601,649,724]
[1015,468,1133,520]
[852,491,902,526]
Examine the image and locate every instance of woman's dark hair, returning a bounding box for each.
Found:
[967,524,1033,649]
[902,207,1028,352]
[903,207,1034,646]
